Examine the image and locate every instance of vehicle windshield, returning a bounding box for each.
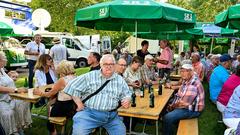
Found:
[73,37,89,50]
[3,38,22,48]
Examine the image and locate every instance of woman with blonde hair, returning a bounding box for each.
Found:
[34,60,76,135]
[0,51,32,135]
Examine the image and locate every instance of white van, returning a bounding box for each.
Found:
[35,32,91,68]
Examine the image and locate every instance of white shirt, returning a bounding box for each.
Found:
[25,41,45,61]
[49,44,67,66]
[34,68,57,87]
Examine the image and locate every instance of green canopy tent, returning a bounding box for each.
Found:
[136,22,238,53]
[215,4,240,29]
[0,21,14,35]
[75,0,196,32]
[74,0,196,51]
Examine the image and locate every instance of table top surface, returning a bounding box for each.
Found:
[9,84,53,103]
[118,85,174,120]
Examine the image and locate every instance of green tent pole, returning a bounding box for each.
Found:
[210,37,214,54]
[135,20,138,53]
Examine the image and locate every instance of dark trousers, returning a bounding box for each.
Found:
[47,100,76,132]
[158,68,171,79]
[28,60,36,88]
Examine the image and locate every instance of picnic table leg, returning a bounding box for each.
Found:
[129,117,132,134]
[142,120,147,133]
[156,120,159,135]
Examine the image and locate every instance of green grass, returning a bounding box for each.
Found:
[16,67,225,135]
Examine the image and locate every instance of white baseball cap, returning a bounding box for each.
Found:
[181,64,193,70]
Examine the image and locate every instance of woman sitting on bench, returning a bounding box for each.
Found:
[34,60,76,135]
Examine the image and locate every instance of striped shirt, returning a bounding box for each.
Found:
[173,73,205,112]
[140,64,157,82]
[64,70,132,111]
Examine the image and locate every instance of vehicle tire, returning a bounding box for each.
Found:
[76,58,87,68]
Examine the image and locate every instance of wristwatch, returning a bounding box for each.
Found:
[14,88,18,93]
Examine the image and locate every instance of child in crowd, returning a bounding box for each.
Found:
[8,70,19,82]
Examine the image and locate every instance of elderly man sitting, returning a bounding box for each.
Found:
[64,54,132,135]
[140,54,159,85]
[163,63,205,135]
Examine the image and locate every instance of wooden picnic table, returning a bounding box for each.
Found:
[118,84,174,135]
[9,84,53,103]
[170,72,181,81]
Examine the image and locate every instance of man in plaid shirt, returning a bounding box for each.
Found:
[163,63,205,135]
[140,54,158,85]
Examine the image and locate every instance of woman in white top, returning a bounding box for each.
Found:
[34,54,57,107]
[0,52,32,135]
[34,60,76,135]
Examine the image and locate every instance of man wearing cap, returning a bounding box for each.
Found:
[49,37,67,67]
[24,34,45,88]
[209,54,232,103]
[163,63,205,135]
[140,54,158,85]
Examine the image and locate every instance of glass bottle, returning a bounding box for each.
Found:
[131,92,136,107]
[149,92,154,108]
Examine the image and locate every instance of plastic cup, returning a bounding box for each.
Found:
[28,89,33,97]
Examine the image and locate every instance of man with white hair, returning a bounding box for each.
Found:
[64,54,132,135]
[163,63,205,135]
[140,54,158,85]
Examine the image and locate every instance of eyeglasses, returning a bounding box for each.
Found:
[48,58,52,60]
[118,64,127,67]
[103,63,115,67]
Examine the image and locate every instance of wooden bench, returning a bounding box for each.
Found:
[177,118,198,135]
[49,117,67,135]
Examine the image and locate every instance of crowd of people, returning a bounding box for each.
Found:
[0,34,240,135]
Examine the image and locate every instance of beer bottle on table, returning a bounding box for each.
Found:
[24,77,28,88]
[131,92,136,107]
[158,80,162,95]
[148,83,152,93]
[149,92,154,108]
[140,84,144,98]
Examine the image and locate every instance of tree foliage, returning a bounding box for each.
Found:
[29,0,129,49]
[169,0,238,22]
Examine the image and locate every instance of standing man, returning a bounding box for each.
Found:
[156,40,173,79]
[24,34,45,88]
[64,54,132,135]
[49,37,67,68]
[87,52,101,71]
[137,40,150,63]
[163,64,205,135]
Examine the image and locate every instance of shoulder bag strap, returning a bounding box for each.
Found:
[82,80,110,103]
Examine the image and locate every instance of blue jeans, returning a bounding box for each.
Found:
[72,107,126,135]
[163,108,200,135]
[28,60,36,88]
